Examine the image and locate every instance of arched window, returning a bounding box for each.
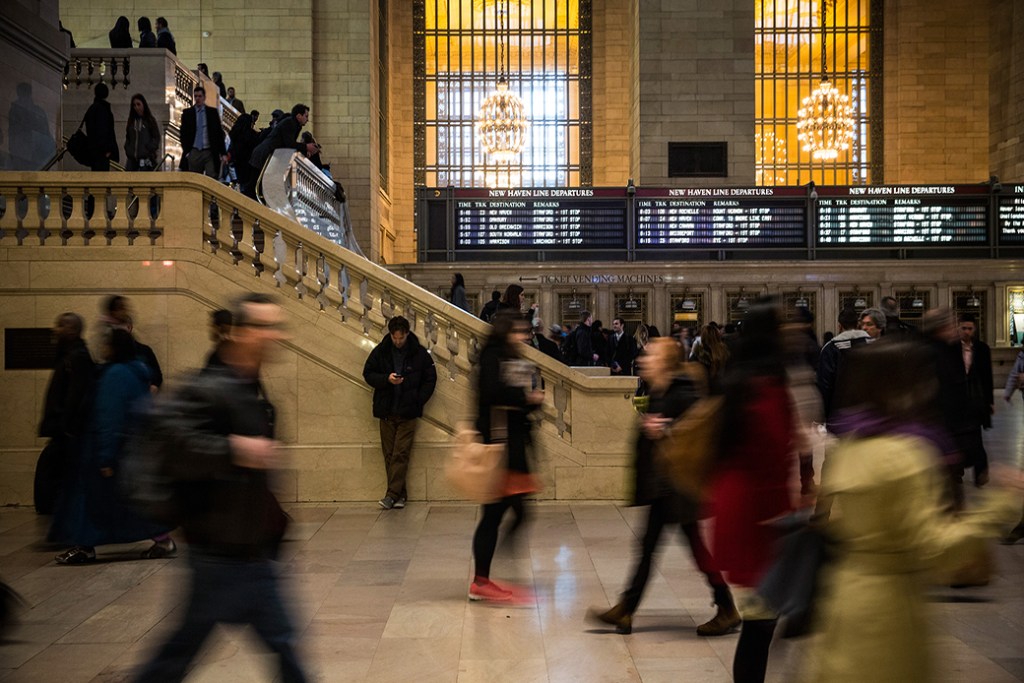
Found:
[414,0,592,188]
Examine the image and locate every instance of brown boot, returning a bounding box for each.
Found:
[586,602,633,635]
[696,602,741,636]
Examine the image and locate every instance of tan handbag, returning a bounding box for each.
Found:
[445,410,508,504]
[655,365,724,498]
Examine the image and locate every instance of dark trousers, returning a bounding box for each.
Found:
[379,417,417,499]
[134,551,306,683]
[621,496,728,613]
[34,437,70,515]
[472,494,528,579]
[187,148,218,178]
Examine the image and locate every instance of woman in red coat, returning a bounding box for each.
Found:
[709,301,795,683]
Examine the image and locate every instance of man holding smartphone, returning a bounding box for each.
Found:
[362,316,437,509]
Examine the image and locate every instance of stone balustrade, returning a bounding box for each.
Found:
[0,171,636,504]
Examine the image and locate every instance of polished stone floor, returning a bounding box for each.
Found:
[2,407,1023,682]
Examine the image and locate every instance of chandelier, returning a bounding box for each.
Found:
[476,0,528,163]
[796,0,854,161]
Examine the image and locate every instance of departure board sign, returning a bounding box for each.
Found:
[815,185,989,245]
[997,186,1024,243]
[453,188,627,249]
[635,187,807,247]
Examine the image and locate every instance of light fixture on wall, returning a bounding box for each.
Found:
[796,0,854,161]
[476,0,528,164]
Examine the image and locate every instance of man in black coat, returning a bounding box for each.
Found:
[132,293,307,682]
[608,317,638,375]
[155,17,176,54]
[178,86,226,178]
[83,83,118,171]
[957,313,993,487]
[35,313,95,514]
[362,316,437,510]
[249,104,317,178]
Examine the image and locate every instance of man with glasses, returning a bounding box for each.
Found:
[179,86,226,178]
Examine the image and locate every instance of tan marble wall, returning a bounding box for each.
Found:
[388,0,416,264]
[591,0,634,187]
[883,0,989,183]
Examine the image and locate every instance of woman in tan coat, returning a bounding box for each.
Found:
[803,341,1020,682]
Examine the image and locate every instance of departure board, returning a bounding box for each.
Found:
[635,188,806,247]
[816,186,989,245]
[453,189,627,249]
[997,186,1024,243]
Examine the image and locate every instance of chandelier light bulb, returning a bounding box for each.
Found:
[476,80,529,163]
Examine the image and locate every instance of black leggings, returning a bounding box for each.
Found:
[472,494,528,579]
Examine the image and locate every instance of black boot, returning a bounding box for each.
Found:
[586,602,633,635]
[697,584,741,636]
[732,618,777,683]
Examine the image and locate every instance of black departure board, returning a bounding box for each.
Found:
[635,188,806,247]
[816,186,989,245]
[997,186,1024,243]
[453,189,627,249]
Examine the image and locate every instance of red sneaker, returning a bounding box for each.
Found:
[468,579,513,602]
[490,580,536,605]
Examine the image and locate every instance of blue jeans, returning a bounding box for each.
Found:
[134,551,306,682]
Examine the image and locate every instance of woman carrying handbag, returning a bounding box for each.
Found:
[468,311,544,603]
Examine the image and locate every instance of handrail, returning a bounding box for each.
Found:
[0,172,636,449]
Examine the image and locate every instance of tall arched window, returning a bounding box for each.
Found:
[755,0,882,185]
[414,0,592,188]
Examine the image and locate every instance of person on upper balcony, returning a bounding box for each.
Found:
[178,86,226,179]
[155,17,176,55]
[137,17,156,48]
[109,17,133,48]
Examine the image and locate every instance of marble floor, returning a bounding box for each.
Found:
[2,409,1023,682]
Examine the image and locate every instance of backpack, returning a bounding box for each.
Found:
[117,395,181,526]
[562,326,580,365]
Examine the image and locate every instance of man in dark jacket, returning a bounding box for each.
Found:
[155,17,176,54]
[479,290,501,323]
[178,86,226,177]
[608,317,638,375]
[133,293,307,683]
[957,313,993,487]
[565,311,597,366]
[816,306,870,427]
[248,104,317,179]
[35,313,95,514]
[362,316,437,509]
[83,83,118,171]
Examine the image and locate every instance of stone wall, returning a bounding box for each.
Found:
[634,0,755,186]
[591,0,633,187]
[990,0,1024,183]
[883,0,989,183]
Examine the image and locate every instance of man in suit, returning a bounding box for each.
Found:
[957,312,993,487]
[608,317,638,375]
[179,86,226,178]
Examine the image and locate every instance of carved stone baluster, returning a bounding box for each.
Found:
[125,187,139,244]
[0,190,7,241]
[15,189,29,245]
[147,187,161,244]
[337,265,350,321]
[273,230,287,287]
[445,327,460,380]
[294,242,308,299]
[403,303,417,334]
[252,219,265,276]
[230,208,244,264]
[468,336,481,365]
[380,288,394,321]
[36,188,51,244]
[122,56,131,88]
[209,196,220,232]
[358,277,370,334]
[103,187,118,244]
[110,57,118,86]
[59,187,73,244]
[423,312,438,352]
[315,253,330,310]
[82,188,96,244]
[74,59,82,87]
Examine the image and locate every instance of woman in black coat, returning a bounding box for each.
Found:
[84,84,119,171]
[588,338,739,636]
[468,311,544,603]
[109,16,133,48]
[229,113,259,192]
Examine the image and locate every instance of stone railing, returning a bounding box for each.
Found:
[0,172,636,457]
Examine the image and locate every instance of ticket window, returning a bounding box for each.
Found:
[838,291,873,317]
[953,290,987,343]
[1009,289,1024,346]
[558,292,593,331]
[670,292,704,334]
[613,292,648,337]
[781,291,816,324]
[726,290,762,326]
[895,290,929,329]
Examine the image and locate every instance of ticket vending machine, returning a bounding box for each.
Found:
[670,292,704,334]
[895,289,930,330]
[558,292,592,332]
[838,290,873,317]
[614,291,648,337]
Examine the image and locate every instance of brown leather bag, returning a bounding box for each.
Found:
[655,365,723,498]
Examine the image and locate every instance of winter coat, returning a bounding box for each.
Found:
[475,340,539,474]
[249,115,305,171]
[631,374,700,521]
[49,360,170,547]
[83,99,119,164]
[362,331,437,419]
[450,284,470,312]
[802,433,1017,682]
[39,338,95,438]
[709,376,795,587]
